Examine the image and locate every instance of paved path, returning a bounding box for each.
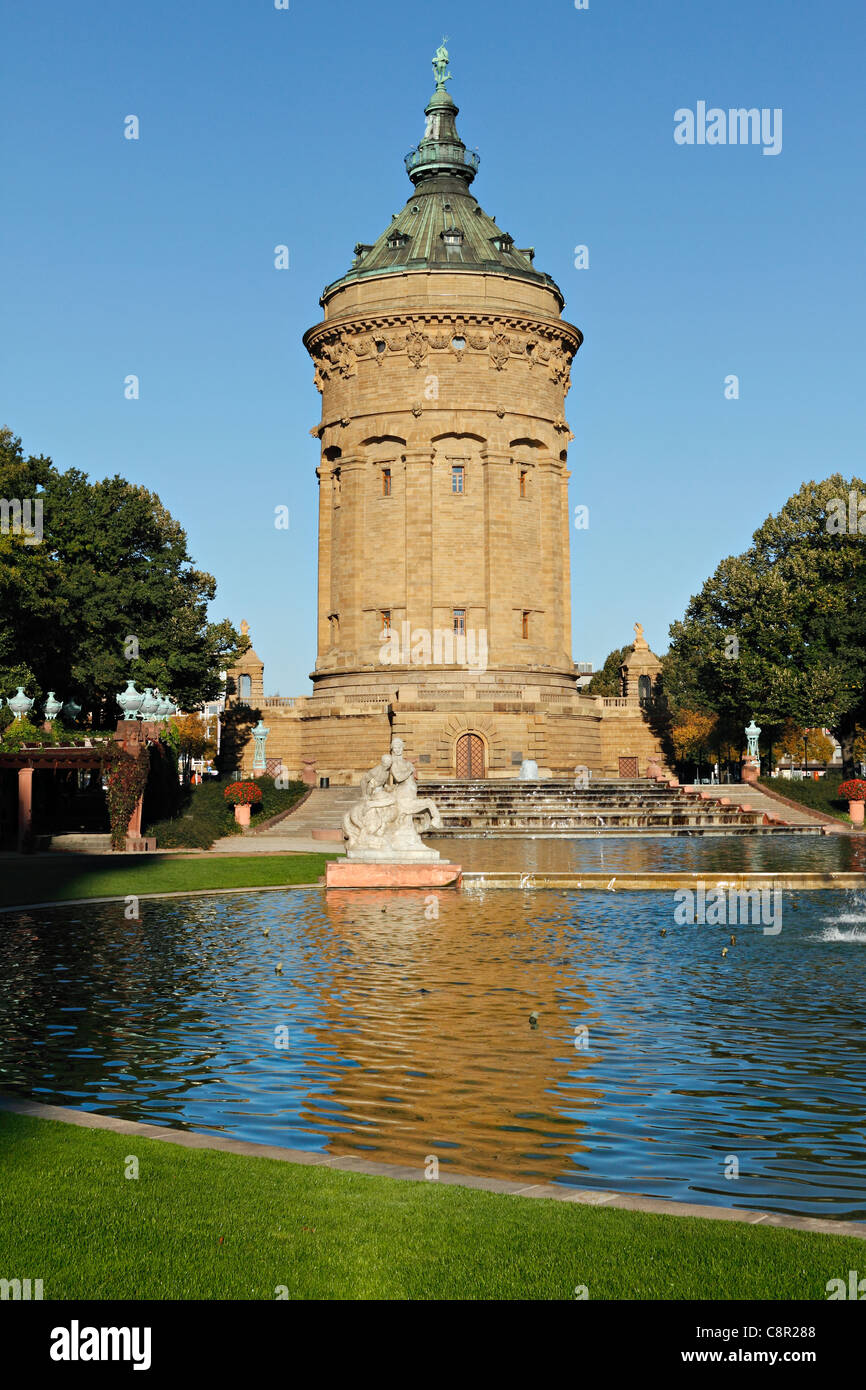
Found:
[698,783,848,831]
[212,787,353,855]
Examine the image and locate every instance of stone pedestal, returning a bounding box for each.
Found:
[348,846,440,862]
[741,758,760,784]
[326,860,462,889]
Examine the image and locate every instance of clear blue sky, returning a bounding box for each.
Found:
[3,0,864,694]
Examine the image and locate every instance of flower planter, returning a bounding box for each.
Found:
[233,804,251,827]
[838,781,866,828]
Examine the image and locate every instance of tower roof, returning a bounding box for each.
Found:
[321,43,564,307]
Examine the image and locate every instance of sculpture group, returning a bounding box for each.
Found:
[343,737,442,861]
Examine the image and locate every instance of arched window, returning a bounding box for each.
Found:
[638,675,651,707]
[239,674,252,701]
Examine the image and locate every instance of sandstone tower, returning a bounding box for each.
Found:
[305,51,582,704]
[228,47,667,782]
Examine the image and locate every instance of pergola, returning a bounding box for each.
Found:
[0,746,105,851]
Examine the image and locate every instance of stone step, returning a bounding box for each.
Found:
[48,833,113,853]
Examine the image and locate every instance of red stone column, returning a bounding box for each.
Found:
[127,792,144,840]
[17,767,34,852]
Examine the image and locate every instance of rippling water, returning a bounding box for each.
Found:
[1,885,865,1219]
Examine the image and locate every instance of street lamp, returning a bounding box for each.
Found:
[803,735,808,779]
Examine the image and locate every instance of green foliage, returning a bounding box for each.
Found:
[0,427,248,714]
[667,476,866,773]
[586,646,632,696]
[0,719,99,752]
[144,776,306,849]
[102,744,150,849]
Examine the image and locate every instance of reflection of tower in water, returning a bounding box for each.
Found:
[298,889,602,1182]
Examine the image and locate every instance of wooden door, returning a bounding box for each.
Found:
[618,756,638,778]
[456,733,485,779]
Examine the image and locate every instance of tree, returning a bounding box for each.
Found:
[666,476,866,776]
[0,428,248,720]
[171,712,217,783]
[670,709,719,770]
[775,721,836,769]
[586,645,633,697]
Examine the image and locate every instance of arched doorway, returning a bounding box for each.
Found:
[456,733,485,779]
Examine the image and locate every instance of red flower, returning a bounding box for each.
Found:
[838,779,866,801]
[223,781,263,806]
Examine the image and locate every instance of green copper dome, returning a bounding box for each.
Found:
[321,43,564,307]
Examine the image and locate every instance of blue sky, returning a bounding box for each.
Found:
[3,0,864,694]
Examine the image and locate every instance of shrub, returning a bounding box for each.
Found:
[144,777,305,849]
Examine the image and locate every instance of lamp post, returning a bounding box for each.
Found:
[252,719,270,777]
[803,735,809,780]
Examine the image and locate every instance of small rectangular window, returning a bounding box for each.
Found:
[379,609,392,635]
[519,470,527,498]
[382,468,392,496]
[453,609,466,635]
[451,465,464,494]
[522,610,530,639]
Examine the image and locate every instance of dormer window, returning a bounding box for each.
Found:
[441,226,463,247]
[490,233,514,254]
[387,229,411,250]
[353,243,373,264]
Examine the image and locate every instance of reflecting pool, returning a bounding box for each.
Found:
[1,885,865,1219]
[426,832,866,874]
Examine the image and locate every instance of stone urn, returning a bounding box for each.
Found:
[116,680,144,720]
[44,691,63,723]
[139,687,159,721]
[7,686,34,721]
[850,802,864,827]
[234,804,251,827]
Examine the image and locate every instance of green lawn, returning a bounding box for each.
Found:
[0,1112,861,1300]
[0,853,337,908]
[761,775,856,826]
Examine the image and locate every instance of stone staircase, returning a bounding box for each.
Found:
[253,786,357,838]
[420,779,821,836]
